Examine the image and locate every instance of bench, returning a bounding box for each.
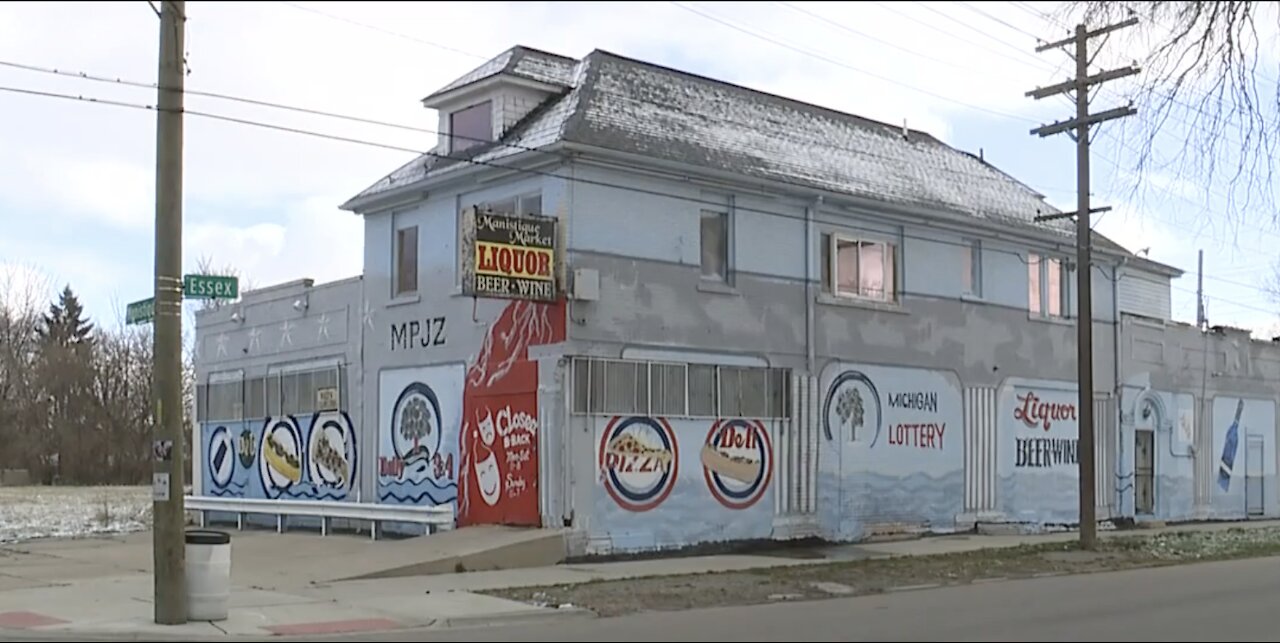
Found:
[184,496,454,540]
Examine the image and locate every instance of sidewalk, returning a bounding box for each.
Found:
[2,519,1278,640]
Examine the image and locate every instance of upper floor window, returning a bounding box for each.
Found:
[962,238,982,297]
[700,209,729,282]
[821,233,897,302]
[450,101,493,153]
[481,192,542,217]
[395,225,418,297]
[1028,252,1068,318]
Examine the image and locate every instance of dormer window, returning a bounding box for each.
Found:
[450,101,493,153]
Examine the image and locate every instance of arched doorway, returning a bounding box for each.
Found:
[1132,393,1164,516]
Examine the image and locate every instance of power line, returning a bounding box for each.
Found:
[670,0,1041,124]
[0,82,1087,261]
[275,1,487,60]
[0,57,1080,194]
[8,80,1275,327]
[774,1,972,71]
[955,1,1042,40]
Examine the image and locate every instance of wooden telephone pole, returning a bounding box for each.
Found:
[153,0,188,624]
[1026,18,1139,550]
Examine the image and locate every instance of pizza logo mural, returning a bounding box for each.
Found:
[701,419,773,510]
[823,370,883,444]
[598,416,679,512]
[259,417,304,499]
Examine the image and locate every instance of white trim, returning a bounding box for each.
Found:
[268,358,343,376]
[208,369,244,384]
[619,347,768,368]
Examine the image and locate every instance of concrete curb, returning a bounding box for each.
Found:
[438,606,597,630]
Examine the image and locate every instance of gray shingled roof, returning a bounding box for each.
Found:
[348,47,1083,239]
[425,45,577,101]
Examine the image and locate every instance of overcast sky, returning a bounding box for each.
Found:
[2,1,1278,336]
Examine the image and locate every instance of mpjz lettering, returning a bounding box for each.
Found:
[390,316,447,351]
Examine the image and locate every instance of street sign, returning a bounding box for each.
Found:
[183,274,239,300]
[126,297,155,325]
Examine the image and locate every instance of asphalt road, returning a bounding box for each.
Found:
[3,556,1277,642]
[404,555,1280,642]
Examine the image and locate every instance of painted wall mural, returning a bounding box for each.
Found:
[377,364,463,506]
[1117,382,1195,522]
[592,415,776,552]
[201,411,358,501]
[1209,396,1276,519]
[997,380,1080,524]
[457,299,565,527]
[817,362,964,541]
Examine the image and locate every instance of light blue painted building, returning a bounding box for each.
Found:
[193,45,1280,554]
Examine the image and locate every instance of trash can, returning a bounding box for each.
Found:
[185,529,231,621]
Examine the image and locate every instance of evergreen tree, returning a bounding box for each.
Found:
[36,285,94,350]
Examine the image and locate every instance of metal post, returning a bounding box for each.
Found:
[152,0,188,625]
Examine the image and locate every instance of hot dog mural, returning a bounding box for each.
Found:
[202,411,358,501]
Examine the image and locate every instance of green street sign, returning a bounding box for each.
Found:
[183,274,239,300]
[126,297,155,325]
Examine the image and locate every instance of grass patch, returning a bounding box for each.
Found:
[487,527,1280,618]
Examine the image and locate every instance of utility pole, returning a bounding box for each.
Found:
[153,0,187,625]
[1197,249,1206,329]
[1027,18,1139,550]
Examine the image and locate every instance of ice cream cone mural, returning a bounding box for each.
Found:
[458,299,565,527]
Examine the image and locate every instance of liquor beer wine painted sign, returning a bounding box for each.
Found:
[462,210,558,302]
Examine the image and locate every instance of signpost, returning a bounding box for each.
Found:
[126,298,155,325]
[183,274,239,300]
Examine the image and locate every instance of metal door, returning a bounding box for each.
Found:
[1245,436,1264,517]
[1135,430,1155,514]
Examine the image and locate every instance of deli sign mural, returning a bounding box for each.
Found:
[461,208,558,302]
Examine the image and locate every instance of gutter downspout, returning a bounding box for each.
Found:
[1113,259,1125,514]
[806,197,820,374]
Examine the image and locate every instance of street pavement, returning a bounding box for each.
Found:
[381,555,1280,642]
[3,520,1280,640]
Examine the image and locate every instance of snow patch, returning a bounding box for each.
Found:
[0,486,152,544]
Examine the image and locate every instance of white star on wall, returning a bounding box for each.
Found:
[247,327,262,353]
[215,334,229,357]
[317,313,331,341]
[362,301,375,331]
[279,320,294,348]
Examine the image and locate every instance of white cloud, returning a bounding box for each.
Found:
[183,197,361,293]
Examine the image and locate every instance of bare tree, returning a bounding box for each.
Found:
[0,263,54,473]
[1059,2,1280,228]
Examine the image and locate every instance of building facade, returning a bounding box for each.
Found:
[193,45,1279,555]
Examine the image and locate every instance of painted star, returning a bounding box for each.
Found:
[215,334,229,358]
[247,327,262,353]
[279,320,294,348]
[362,300,375,331]
[317,313,331,341]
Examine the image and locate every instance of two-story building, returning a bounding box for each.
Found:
[193,45,1277,556]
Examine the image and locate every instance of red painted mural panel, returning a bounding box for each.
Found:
[458,299,565,527]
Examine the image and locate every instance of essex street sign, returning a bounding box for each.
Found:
[126,297,155,325]
[183,274,239,300]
